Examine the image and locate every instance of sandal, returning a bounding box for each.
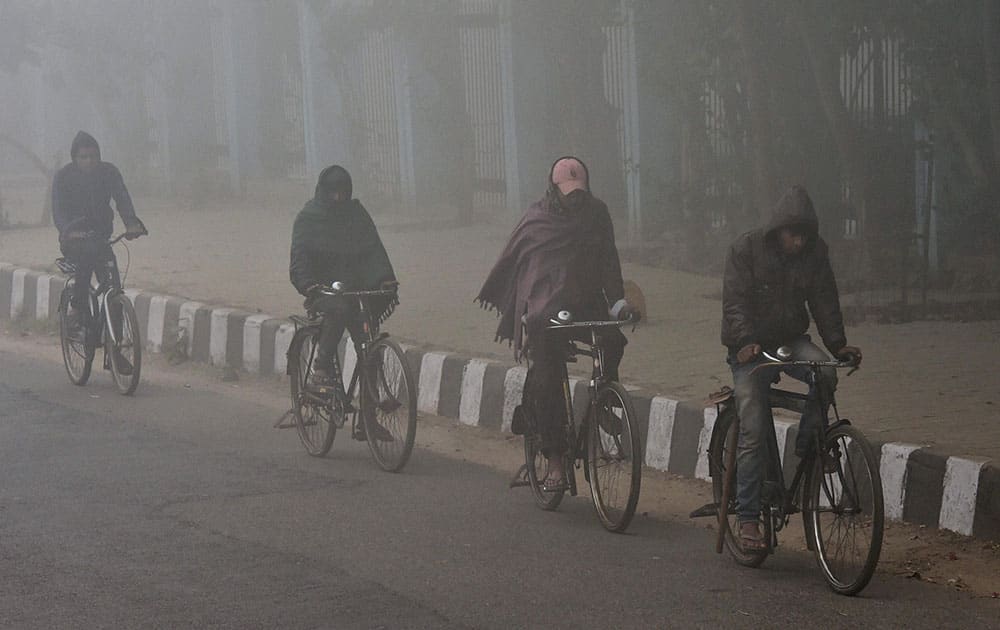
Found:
[541,476,568,493]
[739,521,767,551]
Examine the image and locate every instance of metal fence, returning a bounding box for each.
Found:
[460,0,508,211]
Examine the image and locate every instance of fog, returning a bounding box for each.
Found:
[2,0,999,313]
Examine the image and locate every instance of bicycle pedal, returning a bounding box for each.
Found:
[689,502,720,518]
[273,410,298,429]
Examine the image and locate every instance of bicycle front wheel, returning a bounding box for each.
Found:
[709,406,769,567]
[106,293,142,395]
[807,423,884,596]
[587,382,641,533]
[362,338,417,472]
[59,288,93,386]
[288,327,337,456]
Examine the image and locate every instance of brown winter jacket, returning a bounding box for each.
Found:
[721,186,847,355]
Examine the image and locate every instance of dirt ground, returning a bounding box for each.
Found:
[1,184,999,461]
[2,325,998,600]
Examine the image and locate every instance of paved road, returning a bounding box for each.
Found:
[1,349,997,629]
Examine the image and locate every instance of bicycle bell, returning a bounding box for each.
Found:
[557,310,573,324]
[776,346,792,360]
[330,281,345,293]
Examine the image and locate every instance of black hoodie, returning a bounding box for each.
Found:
[52,131,140,240]
[721,186,846,354]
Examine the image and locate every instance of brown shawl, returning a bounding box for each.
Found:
[476,193,613,360]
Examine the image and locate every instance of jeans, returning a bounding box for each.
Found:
[523,326,625,457]
[60,240,119,311]
[730,335,837,522]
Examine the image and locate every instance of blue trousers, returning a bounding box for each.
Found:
[729,336,837,522]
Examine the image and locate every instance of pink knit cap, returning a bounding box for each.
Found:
[551,157,588,195]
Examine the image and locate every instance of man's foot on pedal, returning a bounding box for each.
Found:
[310,369,338,393]
[739,520,767,551]
[822,446,841,474]
[113,351,134,376]
[597,407,623,436]
[541,476,568,493]
[356,419,394,442]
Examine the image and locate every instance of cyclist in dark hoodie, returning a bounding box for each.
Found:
[721,185,862,551]
[52,131,147,321]
[289,165,397,441]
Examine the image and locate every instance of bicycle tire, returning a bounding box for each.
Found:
[288,327,337,456]
[361,338,417,472]
[106,293,142,395]
[709,406,769,567]
[807,423,884,596]
[587,381,642,532]
[58,287,93,386]
[524,431,565,510]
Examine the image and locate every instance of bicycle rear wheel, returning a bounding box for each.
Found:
[59,287,93,386]
[288,327,337,456]
[106,293,142,395]
[361,338,417,472]
[587,382,642,533]
[709,406,769,567]
[807,423,884,596]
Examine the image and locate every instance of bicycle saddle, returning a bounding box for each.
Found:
[705,385,734,406]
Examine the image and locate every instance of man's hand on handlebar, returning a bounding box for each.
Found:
[617,302,641,323]
[836,345,862,366]
[737,343,762,364]
[124,221,148,241]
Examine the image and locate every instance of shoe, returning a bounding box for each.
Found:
[597,405,623,436]
[541,476,568,493]
[353,416,395,442]
[510,405,528,436]
[113,351,134,376]
[739,521,767,551]
[822,445,842,474]
[310,368,337,392]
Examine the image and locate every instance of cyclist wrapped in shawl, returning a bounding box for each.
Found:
[290,165,396,390]
[477,156,638,489]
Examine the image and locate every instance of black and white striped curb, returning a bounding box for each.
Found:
[2,262,997,540]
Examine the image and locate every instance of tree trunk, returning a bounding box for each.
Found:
[735,0,778,225]
[982,0,1000,176]
[788,3,871,217]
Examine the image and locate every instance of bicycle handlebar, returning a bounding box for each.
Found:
[752,349,860,375]
[109,228,148,245]
[316,281,399,299]
[545,318,633,331]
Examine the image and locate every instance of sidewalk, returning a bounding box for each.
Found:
[1,191,998,537]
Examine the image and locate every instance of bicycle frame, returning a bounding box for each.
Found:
[61,252,125,351]
[714,357,854,553]
[292,285,398,423]
[547,320,629,496]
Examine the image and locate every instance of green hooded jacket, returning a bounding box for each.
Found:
[289,166,396,317]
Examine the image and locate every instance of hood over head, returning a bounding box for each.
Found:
[314,164,353,205]
[70,131,100,160]
[765,185,819,239]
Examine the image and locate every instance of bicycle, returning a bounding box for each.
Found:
[510,310,642,533]
[283,281,417,472]
[56,232,144,395]
[691,347,884,595]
